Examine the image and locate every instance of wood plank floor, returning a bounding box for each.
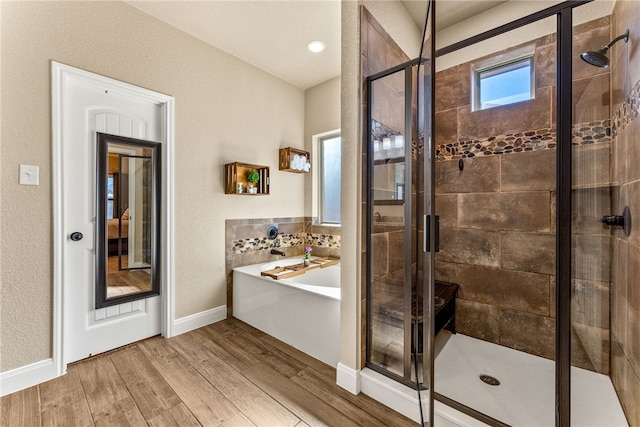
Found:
[1,318,417,426]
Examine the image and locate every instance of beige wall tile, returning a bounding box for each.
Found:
[628,243,640,312]
[571,322,610,374]
[573,73,611,124]
[437,228,500,267]
[436,156,500,194]
[435,108,458,145]
[458,265,550,316]
[371,233,389,279]
[455,299,500,344]
[626,119,640,183]
[435,195,458,228]
[572,187,612,236]
[628,305,640,373]
[535,42,556,89]
[435,64,471,112]
[435,261,459,284]
[572,144,611,188]
[571,234,611,282]
[500,231,556,275]
[458,192,551,232]
[500,149,556,192]
[572,279,610,330]
[458,87,552,140]
[499,310,555,360]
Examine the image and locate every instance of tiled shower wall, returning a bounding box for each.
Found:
[225,217,341,315]
[610,0,640,423]
[434,18,612,374]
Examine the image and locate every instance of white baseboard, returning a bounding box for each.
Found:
[0,359,57,397]
[172,305,226,336]
[360,368,486,426]
[0,306,226,397]
[336,362,360,395]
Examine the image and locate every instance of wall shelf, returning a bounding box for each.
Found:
[225,162,270,195]
[279,147,310,173]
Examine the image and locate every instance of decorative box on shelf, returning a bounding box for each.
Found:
[279,147,311,173]
[224,162,270,195]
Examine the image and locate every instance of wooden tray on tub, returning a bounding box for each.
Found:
[260,256,340,280]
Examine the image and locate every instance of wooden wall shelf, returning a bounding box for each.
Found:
[279,147,310,173]
[225,162,270,195]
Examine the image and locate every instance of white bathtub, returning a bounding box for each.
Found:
[232,257,340,367]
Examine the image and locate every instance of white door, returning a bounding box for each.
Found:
[55,63,170,363]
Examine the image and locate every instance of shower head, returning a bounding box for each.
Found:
[580,48,611,67]
[580,29,629,68]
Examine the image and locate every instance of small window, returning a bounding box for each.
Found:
[474,56,534,110]
[319,134,341,224]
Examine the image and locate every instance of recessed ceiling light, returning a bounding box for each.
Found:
[306,40,326,53]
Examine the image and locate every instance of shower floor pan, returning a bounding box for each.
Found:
[434,332,628,426]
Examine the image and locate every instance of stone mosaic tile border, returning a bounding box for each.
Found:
[232,232,340,254]
[232,233,305,254]
[612,80,640,137]
[435,120,610,162]
[306,233,341,248]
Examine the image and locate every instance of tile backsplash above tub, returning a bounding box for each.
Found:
[225,217,341,315]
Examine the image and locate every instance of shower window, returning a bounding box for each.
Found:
[473,54,534,110]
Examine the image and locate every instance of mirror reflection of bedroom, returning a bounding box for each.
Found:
[96,133,160,307]
[106,147,151,298]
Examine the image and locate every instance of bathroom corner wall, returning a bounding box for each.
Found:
[225,217,341,315]
[610,0,640,423]
[435,18,612,374]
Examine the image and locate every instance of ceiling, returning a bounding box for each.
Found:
[128,1,507,90]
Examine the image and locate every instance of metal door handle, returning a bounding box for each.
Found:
[70,232,83,241]
[424,215,440,252]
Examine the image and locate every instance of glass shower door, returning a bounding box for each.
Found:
[365,1,435,424]
[571,2,629,424]
[366,62,415,382]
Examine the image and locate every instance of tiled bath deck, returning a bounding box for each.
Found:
[434,332,628,426]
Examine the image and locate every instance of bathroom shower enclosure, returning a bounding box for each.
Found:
[365,0,630,425]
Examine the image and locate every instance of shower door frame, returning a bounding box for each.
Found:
[433,1,592,425]
[365,57,422,384]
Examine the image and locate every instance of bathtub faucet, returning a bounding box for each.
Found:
[270,248,286,256]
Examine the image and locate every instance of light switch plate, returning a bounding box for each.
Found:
[19,165,39,186]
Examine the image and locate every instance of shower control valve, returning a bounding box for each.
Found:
[601,206,632,237]
[602,215,624,227]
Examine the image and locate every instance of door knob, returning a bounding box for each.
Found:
[70,232,84,241]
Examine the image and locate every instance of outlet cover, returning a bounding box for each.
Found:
[19,165,39,186]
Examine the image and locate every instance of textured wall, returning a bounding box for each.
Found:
[340,0,362,372]
[304,76,341,218]
[610,0,640,423]
[434,18,612,374]
[0,1,305,372]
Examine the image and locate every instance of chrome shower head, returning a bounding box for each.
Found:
[580,29,629,68]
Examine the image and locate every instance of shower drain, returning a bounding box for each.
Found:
[479,374,500,386]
